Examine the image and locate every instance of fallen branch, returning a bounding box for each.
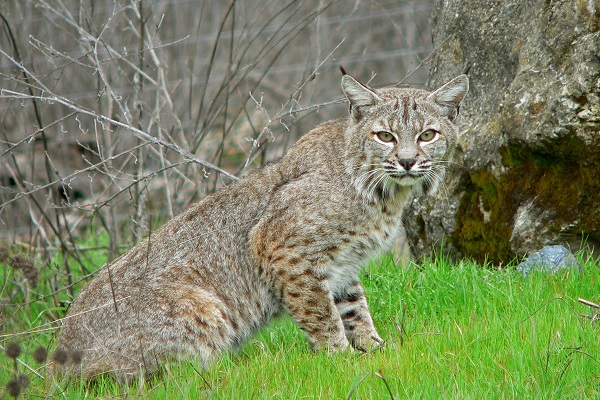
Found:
[578,298,599,323]
[578,298,600,309]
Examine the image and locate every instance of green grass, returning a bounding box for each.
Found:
[2,247,599,399]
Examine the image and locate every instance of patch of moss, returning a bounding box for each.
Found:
[452,170,514,264]
[452,136,600,264]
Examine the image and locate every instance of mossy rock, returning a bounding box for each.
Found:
[403,0,600,264]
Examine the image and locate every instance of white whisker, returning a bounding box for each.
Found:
[368,172,389,202]
[354,166,386,198]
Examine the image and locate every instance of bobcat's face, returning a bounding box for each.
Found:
[341,73,469,201]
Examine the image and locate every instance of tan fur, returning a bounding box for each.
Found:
[56,72,468,380]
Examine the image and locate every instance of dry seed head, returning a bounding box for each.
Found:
[0,246,8,263]
[9,255,38,286]
[51,348,68,365]
[17,374,29,389]
[69,349,84,366]
[9,255,32,270]
[32,346,48,363]
[5,342,21,359]
[5,379,20,398]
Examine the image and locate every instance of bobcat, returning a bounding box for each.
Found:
[56,69,468,380]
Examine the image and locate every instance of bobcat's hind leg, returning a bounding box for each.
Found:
[334,280,384,352]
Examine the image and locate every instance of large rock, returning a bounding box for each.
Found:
[403,0,600,264]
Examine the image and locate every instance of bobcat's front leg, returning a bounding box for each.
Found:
[272,262,349,352]
[334,280,384,352]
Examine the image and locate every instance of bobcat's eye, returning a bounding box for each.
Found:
[374,131,395,143]
[418,129,438,142]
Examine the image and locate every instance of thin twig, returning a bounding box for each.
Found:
[578,298,600,309]
[0,89,238,184]
[345,373,371,400]
[374,370,396,400]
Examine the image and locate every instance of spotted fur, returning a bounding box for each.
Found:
[56,72,468,380]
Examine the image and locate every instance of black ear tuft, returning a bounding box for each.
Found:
[341,74,381,121]
[339,65,347,76]
[463,63,472,76]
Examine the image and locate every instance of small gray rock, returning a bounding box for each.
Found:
[517,245,582,277]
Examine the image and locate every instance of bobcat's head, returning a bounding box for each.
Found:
[341,71,468,203]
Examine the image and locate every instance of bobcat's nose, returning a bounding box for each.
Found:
[398,158,417,171]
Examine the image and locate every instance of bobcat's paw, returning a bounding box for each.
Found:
[310,332,350,353]
[326,335,350,353]
[350,333,385,353]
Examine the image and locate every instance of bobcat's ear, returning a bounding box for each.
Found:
[427,74,469,121]
[341,74,381,121]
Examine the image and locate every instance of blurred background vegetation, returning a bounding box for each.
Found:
[0,0,432,269]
